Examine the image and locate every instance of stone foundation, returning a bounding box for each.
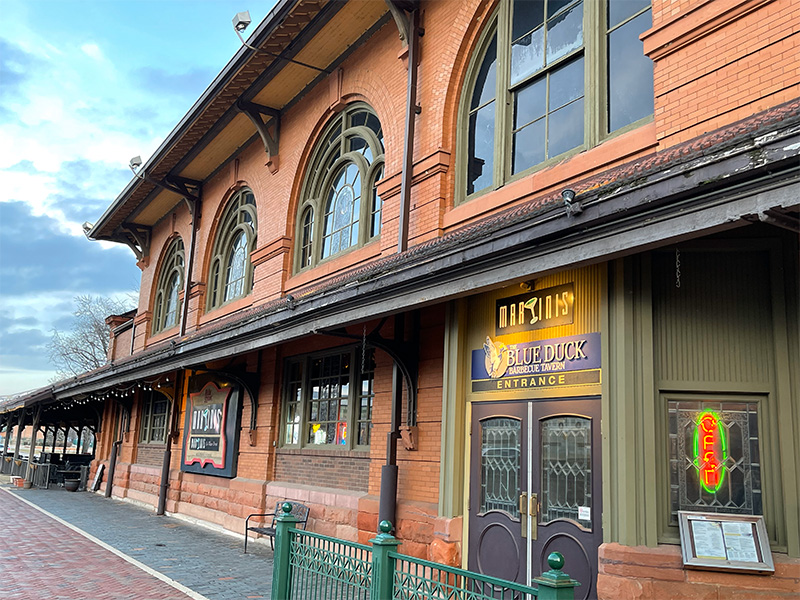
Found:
[597,543,800,600]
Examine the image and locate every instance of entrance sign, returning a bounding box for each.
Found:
[678,511,774,574]
[181,380,241,478]
[496,283,574,335]
[471,333,600,392]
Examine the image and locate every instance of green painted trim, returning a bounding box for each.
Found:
[439,299,467,518]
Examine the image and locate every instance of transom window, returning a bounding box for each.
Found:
[461,0,653,200]
[152,237,185,334]
[139,390,170,445]
[206,189,257,311]
[295,104,384,270]
[283,347,375,449]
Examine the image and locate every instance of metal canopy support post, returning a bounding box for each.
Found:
[13,410,25,461]
[24,405,42,481]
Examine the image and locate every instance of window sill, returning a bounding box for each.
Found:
[276,447,370,458]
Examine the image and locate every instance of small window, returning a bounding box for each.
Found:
[206,189,257,311]
[139,390,170,444]
[282,347,375,449]
[152,238,185,335]
[668,399,762,525]
[295,104,384,270]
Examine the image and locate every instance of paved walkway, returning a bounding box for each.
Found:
[0,484,273,600]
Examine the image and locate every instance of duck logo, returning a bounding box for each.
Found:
[483,336,509,379]
[694,410,727,493]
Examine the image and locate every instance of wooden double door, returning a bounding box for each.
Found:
[468,398,602,600]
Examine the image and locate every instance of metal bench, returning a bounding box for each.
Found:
[244,501,309,553]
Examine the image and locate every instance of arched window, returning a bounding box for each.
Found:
[295,103,384,270]
[206,189,257,311]
[152,237,184,335]
[459,0,653,201]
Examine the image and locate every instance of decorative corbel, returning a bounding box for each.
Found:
[118,224,152,261]
[236,99,280,174]
[384,0,411,46]
[163,175,202,203]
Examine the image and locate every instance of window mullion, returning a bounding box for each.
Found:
[495,0,512,188]
[586,0,602,147]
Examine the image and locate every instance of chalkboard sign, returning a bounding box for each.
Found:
[678,511,774,574]
[91,463,105,492]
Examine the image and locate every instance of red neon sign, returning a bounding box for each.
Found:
[693,410,727,493]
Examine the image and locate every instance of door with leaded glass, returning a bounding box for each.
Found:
[468,399,601,600]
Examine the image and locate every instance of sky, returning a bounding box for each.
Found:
[0,0,276,396]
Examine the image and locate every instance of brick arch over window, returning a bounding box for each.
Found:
[293,103,385,272]
[206,188,257,311]
[455,0,653,202]
[152,236,185,335]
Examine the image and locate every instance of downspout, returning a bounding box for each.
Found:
[180,196,200,338]
[378,313,405,530]
[397,8,421,253]
[157,371,181,515]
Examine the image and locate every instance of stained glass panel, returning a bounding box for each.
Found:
[480,417,521,516]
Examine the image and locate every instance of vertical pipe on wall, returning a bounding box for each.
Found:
[157,371,182,516]
[378,313,406,530]
[397,9,420,253]
[180,197,199,338]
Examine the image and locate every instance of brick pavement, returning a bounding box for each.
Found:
[0,485,273,600]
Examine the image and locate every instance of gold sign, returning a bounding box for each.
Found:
[496,283,574,335]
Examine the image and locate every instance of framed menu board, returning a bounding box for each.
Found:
[678,511,774,574]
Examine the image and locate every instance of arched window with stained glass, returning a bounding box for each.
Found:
[206,189,257,311]
[152,237,185,335]
[295,103,384,271]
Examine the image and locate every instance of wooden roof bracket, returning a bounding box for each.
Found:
[118,223,152,261]
[384,0,410,46]
[236,99,281,174]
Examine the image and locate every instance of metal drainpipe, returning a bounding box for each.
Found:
[157,372,181,516]
[179,197,199,338]
[397,9,420,253]
[378,313,406,530]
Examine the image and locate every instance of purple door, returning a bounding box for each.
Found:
[468,399,602,600]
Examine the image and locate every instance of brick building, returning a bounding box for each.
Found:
[2,1,798,598]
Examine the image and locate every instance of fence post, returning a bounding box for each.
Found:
[534,552,580,600]
[271,502,299,600]
[370,520,401,600]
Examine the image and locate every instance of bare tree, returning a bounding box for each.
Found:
[48,295,135,379]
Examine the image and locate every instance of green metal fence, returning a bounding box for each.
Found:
[271,503,578,600]
[288,530,372,600]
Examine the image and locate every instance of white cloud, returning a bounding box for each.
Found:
[80,42,104,61]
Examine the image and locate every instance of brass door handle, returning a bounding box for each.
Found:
[520,493,527,538]
[530,493,538,541]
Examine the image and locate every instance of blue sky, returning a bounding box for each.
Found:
[0,0,275,395]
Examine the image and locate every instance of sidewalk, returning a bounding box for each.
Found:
[0,484,273,600]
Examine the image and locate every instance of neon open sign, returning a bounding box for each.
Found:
[693,410,727,493]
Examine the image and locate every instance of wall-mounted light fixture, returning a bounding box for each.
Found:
[129,155,145,180]
[562,188,582,217]
[231,9,330,73]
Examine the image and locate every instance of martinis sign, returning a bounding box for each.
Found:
[496,283,574,335]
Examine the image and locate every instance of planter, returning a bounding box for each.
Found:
[12,477,24,488]
[22,480,32,489]
[64,479,80,492]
